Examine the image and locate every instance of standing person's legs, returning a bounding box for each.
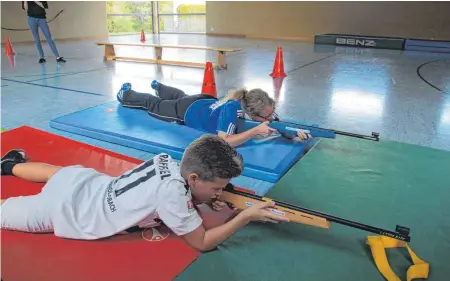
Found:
[37,18,65,62]
[37,19,59,57]
[151,81,188,100]
[27,17,45,60]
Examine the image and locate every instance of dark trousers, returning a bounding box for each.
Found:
[120,83,216,124]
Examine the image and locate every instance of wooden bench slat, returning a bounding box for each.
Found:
[95,41,241,52]
[106,56,218,69]
[96,41,241,69]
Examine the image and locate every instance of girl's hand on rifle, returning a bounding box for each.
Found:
[294,130,312,142]
[253,121,278,137]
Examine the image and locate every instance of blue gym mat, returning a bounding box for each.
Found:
[50,101,325,182]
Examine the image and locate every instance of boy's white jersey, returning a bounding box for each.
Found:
[51,153,202,240]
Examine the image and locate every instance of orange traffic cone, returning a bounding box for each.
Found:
[270,46,287,77]
[140,29,146,42]
[201,62,217,98]
[4,38,15,56]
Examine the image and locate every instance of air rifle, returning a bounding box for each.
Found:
[238,117,380,141]
[220,184,410,242]
[272,119,380,142]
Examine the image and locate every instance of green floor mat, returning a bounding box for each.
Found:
[177,137,450,281]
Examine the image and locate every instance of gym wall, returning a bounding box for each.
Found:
[206,1,450,41]
[1,1,108,43]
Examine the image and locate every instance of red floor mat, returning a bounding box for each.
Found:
[1,126,200,281]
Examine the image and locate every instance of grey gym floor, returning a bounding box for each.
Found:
[2,34,450,156]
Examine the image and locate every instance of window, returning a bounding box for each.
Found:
[106,1,206,35]
[157,1,206,33]
[106,1,153,35]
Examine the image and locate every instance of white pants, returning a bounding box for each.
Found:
[1,194,54,233]
[0,165,84,233]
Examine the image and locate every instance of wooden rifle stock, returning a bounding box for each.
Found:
[221,184,411,242]
[220,188,331,229]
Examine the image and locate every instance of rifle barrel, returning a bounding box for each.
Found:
[228,188,410,242]
[275,120,380,141]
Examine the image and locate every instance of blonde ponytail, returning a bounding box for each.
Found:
[219,88,248,104]
[228,88,248,100]
[218,88,274,118]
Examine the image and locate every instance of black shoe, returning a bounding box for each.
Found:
[56,57,66,63]
[1,149,28,175]
[39,58,46,63]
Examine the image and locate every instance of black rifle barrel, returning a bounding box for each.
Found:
[227,188,410,242]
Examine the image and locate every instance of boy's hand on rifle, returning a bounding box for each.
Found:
[209,198,237,212]
[241,201,290,223]
[211,199,228,211]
